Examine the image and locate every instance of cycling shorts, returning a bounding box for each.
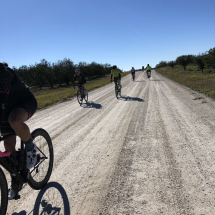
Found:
[114,77,120,83]
[1,95,37,134]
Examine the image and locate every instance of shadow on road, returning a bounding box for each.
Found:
[149,79,163,81]
[119,96,144,102]
[133,80,146,82]
[12,182,70,215]
[82,101,102,109]
[33,182,70,215]
[12,211,26,215]
[11,182,71,215]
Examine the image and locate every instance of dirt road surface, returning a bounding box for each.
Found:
[4,71,215,215]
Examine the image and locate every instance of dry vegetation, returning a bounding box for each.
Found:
[155,65,215,100]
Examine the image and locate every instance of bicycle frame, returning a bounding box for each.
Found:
[78,84,85,97]
[0,134,27,184]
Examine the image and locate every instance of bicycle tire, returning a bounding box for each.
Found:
[84,91,88,102]
[115,89,118,99]
[77,90,82,105]
[0,167,8,215]
[28,128,54,190]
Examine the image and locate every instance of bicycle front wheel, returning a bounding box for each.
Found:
[84,91,88,102]
[77,90,82,105]
[0,167,8,215]
[28,128,54,190]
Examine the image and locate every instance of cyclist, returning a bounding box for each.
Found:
[146,64,151,77]
[0,62,38,199]
[110,65,121,89]
[72,68,87,101]
[131,67,135,80]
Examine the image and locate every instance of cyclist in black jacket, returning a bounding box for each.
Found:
[72,69,87,101]
[0,62,38,199]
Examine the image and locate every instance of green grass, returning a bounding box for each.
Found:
[32,72,130,109]
[155,65,215,100]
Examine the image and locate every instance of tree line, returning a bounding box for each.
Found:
[12,58,113,89]
[156,47,215,73]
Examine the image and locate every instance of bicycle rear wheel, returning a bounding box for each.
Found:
[28,128,54,190]
[77,90,82,105]
[0,167,8,215]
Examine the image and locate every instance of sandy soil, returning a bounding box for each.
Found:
[4,70,215,215]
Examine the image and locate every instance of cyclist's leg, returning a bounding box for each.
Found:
[82,83,86,91]
[10,99,37,167]
[117,77,121,90]
[79,83,84,98]
[1,113,17,156]
[9,108,31,143]
[114,78,117,90]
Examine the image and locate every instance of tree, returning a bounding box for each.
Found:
[168,61,176,69]
[196,57,205,73]
[207,47,215,69]
[156,61,167,68]
[176,55,194,71]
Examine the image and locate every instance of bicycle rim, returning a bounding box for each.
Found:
[28,128,54,190]
[115,89,118,98]
[119,88,121,97]
[77,90,82,105]
[0,167,8,215]
[84,92,88,102]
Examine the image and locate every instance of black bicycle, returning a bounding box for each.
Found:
[132,73,135,81]
[146,70,151,78]
[73,84,88,105]
[112,80,121,99]
[0,128,54,215]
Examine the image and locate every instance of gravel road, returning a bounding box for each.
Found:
[5,70,215,215]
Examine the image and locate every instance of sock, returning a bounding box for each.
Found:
[24,137,34,151]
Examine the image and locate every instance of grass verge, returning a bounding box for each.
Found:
[32,72,130,109]
[155,65,215,100]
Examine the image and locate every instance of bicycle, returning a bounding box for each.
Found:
[111,80,121,99]
[146,70,151,79]
[132,73,135,81]
[73,84,88,105]
[0,128,54,215]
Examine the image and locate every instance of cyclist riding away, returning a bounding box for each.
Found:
[72,68,87,101]
[146,64,151,78]
[110,65,121,89]
[131,67,135,80]
[0,62,38,199]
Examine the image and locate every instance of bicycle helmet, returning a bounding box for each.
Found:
[75,68,80,73]
[112,65,117,69]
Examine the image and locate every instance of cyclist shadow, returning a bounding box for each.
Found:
[11,182,71,215]
[12,182,70,215]
[119,96,144,102]
[11,211,26,215]
[82,101,102,109]
[33,182,70,215]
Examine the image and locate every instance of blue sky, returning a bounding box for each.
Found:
[1,0,215,71]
